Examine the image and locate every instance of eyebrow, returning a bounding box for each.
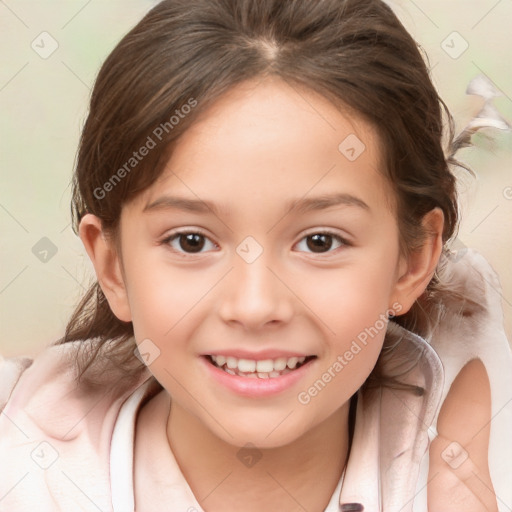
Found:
[143,192,370,216]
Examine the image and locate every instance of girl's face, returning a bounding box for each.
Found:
[116,78,410,447]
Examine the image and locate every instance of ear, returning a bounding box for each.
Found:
[79,214,132,322]
[391,208,444,315]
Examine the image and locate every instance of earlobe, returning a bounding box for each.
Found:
[392,208,444,314]
[78,214,132,322]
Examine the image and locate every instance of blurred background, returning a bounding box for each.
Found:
[1,0,511,358]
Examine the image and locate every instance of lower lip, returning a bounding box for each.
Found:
[201,356,315,398]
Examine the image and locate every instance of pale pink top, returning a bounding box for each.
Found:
[1,250,511,511]
[109,383,344,511]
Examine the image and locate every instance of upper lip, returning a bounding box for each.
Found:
[202,349,315,360]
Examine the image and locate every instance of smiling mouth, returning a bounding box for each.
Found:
[205,354,316,379]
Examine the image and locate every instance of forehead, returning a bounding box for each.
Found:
[137,77,393,217]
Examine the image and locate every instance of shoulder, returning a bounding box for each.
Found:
[0,339,155,438]
[428,358,498,511]
[425,249,511,511]
[0,352,33,412]
[0,340,156,511]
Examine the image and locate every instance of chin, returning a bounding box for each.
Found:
[210,413,316,451]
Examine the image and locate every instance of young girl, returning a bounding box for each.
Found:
[1,1,511,511]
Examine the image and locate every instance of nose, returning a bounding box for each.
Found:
[217,254,294,331]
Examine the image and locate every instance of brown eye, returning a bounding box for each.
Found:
[307,234,334,253]
[295,232,347,254]
[164,231,216,254]
[178,233,205,253]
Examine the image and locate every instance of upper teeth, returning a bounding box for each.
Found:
[211,355,307,373]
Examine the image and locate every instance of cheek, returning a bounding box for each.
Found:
[300,260,397,337]
[298,328,385,418]
[124,258,215,338]
[293,266,393,413]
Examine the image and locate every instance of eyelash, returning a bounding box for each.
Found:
[160,229,351,256]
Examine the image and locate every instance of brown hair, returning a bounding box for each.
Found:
[60,0,467,384]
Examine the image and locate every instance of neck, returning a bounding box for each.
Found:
[167,400,350,512]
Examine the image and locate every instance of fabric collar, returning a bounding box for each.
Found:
[109,322,443,512]
[339,321,444,510]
